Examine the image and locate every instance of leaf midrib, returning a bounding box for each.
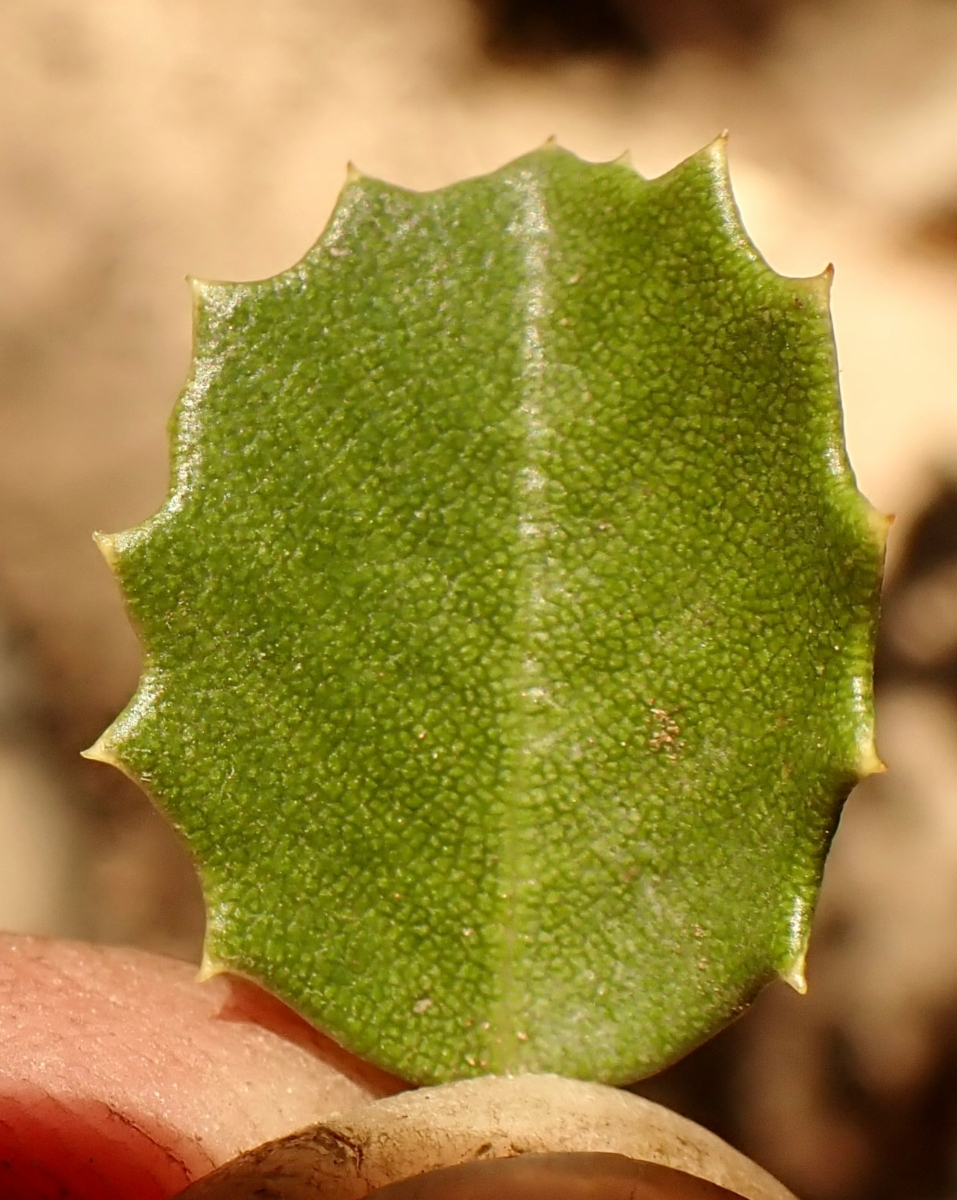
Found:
[492,162,558,1069]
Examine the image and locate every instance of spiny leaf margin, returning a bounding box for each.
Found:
[89,140,885,1085]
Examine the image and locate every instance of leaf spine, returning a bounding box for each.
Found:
[781,954,808,994]
[867,506,894,551]
[857,736,886,779]
[699,132,730,179]
[782,895,810,993]
[80,733,118,767]
[92,530,118,569]
[803,262,835,306]
[197,950,227,984]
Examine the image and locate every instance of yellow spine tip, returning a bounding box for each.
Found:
[541,134,558,149]
[345,161,363,183]
[791,264,834,310]
[804,263,835,303]
[92,531,118,567]
[81,735,117,766]
[858,740,888,777]
[868,506,895,550]
[703,134,730,177]
[782,956,808,994]
[197,951,226,984]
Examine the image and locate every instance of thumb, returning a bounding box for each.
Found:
[0,934,405,1199]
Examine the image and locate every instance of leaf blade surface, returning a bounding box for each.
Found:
[97,142,883,1084]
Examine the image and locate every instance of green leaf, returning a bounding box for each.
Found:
[90,140,884,1086]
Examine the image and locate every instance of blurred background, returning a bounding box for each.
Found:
[2,0,957,1196]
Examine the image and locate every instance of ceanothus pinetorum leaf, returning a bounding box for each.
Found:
[90,141,885,1086]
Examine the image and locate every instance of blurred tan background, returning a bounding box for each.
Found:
[3,1,957,1196]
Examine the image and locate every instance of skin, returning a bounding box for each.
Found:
[0,936,794,1200]
[0,935,405,1199]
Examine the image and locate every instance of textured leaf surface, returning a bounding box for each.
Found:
[94,142,884,1086]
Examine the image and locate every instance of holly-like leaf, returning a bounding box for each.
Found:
[90,141,884,1086]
